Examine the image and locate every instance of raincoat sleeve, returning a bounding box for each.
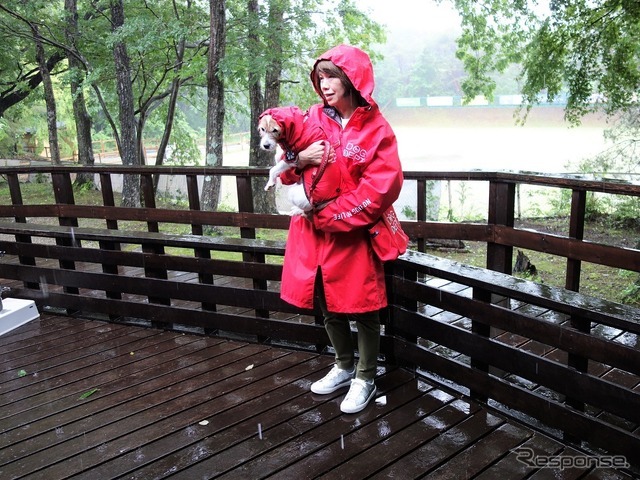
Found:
[279,164,301,186]
[312,123,403,233]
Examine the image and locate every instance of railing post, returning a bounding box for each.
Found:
[566,189,586,291]
[470,287,491,402]
[565,310,589,447]
[140,173,170,318]
[187,174,217,330]
[51,171,79,298]
[98,173,123,307]
[99,173,119,231]
[7,173,38,290]
[480,180,514,402]
[565,188,589,439]
[236,174,255,239]
[486,180,515,274]
[384,261,418,370]
[236,174,269,324]
[416,179,427,252]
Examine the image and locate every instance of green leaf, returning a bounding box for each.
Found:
[17,369,27,378]
[78,388,99,400]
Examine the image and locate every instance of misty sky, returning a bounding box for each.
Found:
[355,0,461,35]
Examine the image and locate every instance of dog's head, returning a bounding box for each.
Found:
[257,114,283,151]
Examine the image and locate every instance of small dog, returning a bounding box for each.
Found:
[259,106,344,215]
[259,111,302,191]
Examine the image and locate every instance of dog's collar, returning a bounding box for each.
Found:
[284,147,297,163]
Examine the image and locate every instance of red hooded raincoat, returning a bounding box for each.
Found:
[279,45,403,313]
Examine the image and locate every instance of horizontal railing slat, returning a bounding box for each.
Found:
[392,307,640,423]
[0,263,295,313]
[10,291,326,346]
[392,276,640,374]
[494,225,640,272]
[398,251,640,328]
[392,335,640,463]
[0,221,286,254]
[0,242,282,280]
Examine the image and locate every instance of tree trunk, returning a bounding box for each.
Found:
[32,24,61,165]
[246,0,267,213]
[136,114,148,166]
[264,2,284,110]
[111,0,140,207]
[247,0,284,214]
[64,0,95,187]
[155,38,185,169]
[201,0,226,213]
[154,31,186,190]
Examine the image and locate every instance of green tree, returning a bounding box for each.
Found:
[33,19,62,164]
[226,0,385,213]
[0,3,66,120]
[0,0,385,214]
[447,0,640,123]
[408,34,465,98]
[0,2,66,163]
[76,1,208,204]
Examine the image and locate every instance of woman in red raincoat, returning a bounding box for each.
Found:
[279,45,403,414]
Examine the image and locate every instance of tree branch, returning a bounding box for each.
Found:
[0,51,66,117]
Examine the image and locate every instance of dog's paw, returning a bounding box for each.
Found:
[265,177,279,190]
[289,207,306,216]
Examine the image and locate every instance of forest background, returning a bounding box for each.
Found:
[1,1,638,206]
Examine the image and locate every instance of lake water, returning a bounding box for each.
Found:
[223,107,611,219]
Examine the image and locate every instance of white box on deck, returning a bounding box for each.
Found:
[0,298,39,336]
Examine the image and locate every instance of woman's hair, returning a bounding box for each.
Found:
[312,60,367,107]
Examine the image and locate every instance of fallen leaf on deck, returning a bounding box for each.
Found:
[79,388,99,400]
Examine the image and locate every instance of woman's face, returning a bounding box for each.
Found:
[318,71,350,114]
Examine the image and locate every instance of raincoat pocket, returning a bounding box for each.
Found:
[368,206,409,262]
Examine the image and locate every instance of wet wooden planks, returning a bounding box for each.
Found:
[0,315,634,479]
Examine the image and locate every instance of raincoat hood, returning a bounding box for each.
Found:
[310,44,376,107]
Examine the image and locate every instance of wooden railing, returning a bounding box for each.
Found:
[1,165,639,281]
[388,252,640,465]
[0,165,639,469]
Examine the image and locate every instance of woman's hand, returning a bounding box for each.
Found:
[297,140,327,169]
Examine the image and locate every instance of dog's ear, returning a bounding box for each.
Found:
[259,115,282,138]
[258,114,269,133]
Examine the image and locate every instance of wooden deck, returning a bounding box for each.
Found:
[0,313,633,479]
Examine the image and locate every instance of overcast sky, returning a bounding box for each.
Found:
[354,0,461,35]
